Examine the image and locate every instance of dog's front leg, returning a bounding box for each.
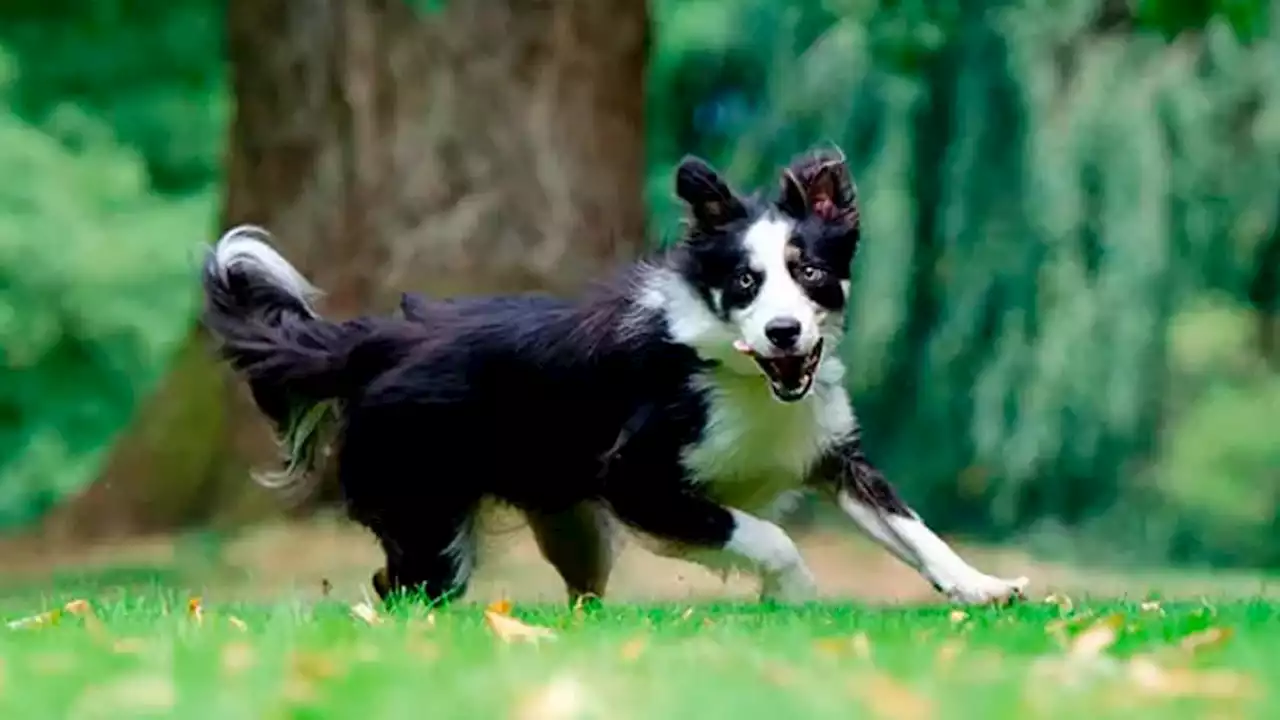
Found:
[606,484,816,603]
[813,436,1028,605]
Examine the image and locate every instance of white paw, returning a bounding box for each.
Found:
[945,573,1029,606]
[760,563,818,603]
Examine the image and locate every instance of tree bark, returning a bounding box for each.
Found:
[39,0,649,542]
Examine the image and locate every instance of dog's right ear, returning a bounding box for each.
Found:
[675,156,746,228]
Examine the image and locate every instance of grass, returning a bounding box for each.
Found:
[0,586,1273,720]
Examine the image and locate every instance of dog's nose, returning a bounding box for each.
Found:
[764,317,802,350]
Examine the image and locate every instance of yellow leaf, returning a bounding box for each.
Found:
[948,610,968,625]
[815,632,873,660]
[1069,614,1124,658]
[619,636,648,662]
[1126,657,1257,700]
[351,602,383,625]
[112,638,149,655]
[1043,593,1074,613]
[484,610,556,644]
[227,615,249,632]
[935,641,964,669]
[513,675,591,720]
[487,598,513,616]
[187,597,204,626]
[679,607,695,621]
[221,641,257,676]
[7,609,62,630]
[851,671,936,719]
[1178,627,1233,655]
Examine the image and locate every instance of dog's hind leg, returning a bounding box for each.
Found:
[527,502,616,607]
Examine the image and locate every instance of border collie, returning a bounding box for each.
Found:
[202,149,1029,607]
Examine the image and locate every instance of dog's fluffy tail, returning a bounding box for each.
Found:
[202,225,383,499]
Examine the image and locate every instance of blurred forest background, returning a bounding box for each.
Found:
[0,0,1277,576]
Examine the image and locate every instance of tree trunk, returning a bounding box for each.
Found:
[39,0,649,542]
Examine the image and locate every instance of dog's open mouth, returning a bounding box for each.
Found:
[736,338,824,402]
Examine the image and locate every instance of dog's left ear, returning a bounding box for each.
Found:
[778,149,857,223]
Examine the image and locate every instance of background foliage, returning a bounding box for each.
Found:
[0,0,1277,567]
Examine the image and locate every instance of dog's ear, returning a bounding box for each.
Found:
[778,149,857,223]
[675,156,746,229]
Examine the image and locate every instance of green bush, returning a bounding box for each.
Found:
[0,48,212,529]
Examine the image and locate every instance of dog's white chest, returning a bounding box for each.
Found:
[682,364,854,514]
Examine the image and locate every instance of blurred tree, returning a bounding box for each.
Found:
[38,0,649,540]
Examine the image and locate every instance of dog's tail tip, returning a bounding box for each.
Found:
[204,223,322,318]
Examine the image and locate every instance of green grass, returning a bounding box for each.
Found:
[0,589,1274,719]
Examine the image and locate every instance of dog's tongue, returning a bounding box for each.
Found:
[768,355,805,384]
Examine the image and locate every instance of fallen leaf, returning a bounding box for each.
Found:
[619,636,648,662]
[7,609,62,630]
[513,675,591,720]
[227,615,249,632]
[484,610,556,644]
[1126,657,1257,700]
[1178,627,1233,655]
[1043,593,1074,613]
[487,598,513,616]
[112,638,149,655]
[1139,600,1163,615]
[188,597,204,626]
[679,607,695,622]
[851,671,935,719]
[760,661,799,687]
[815,632,873,660]
[1070,614,1124,659]
[221,642,257,676]
[351,602,382,626]
[935,641,964,669]
[949,610,968,625]
[63,599,109,640]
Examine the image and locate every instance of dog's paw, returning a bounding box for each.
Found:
[945,574,1028,606]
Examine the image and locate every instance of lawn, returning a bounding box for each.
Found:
[0,589,1271,720]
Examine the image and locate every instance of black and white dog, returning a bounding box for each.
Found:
[202,149,1028,607]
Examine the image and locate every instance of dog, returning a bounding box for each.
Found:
[201,148,1029,607]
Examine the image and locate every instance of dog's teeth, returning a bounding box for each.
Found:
[801,373,812,386]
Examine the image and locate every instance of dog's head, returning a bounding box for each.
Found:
[663,149,860,403]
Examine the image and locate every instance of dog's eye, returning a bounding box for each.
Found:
[735,271,756,290]
[800,265,826,283]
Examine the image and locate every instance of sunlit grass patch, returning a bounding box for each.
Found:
[0,591,1274,719]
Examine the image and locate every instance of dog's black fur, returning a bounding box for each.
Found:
[203,150,1029,607]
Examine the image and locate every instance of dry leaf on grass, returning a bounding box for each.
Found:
[221,642,257,676]
[1043,593,1074,613]
[187,597,204,626]
[1069,614,1124,659]
[485,611,556,644]
[488,598,514,616]
[512,675,593,720]
[1139,600,1164,616]
[815,632,873,660]
[850,671,936,720]
[1178,627,1234,655]
[8,598,98,631]
[619,636,648,662]
[1125,657,1258,701]
[351,602,383,626]
[948,610,968,625]
[227,615,249,632]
